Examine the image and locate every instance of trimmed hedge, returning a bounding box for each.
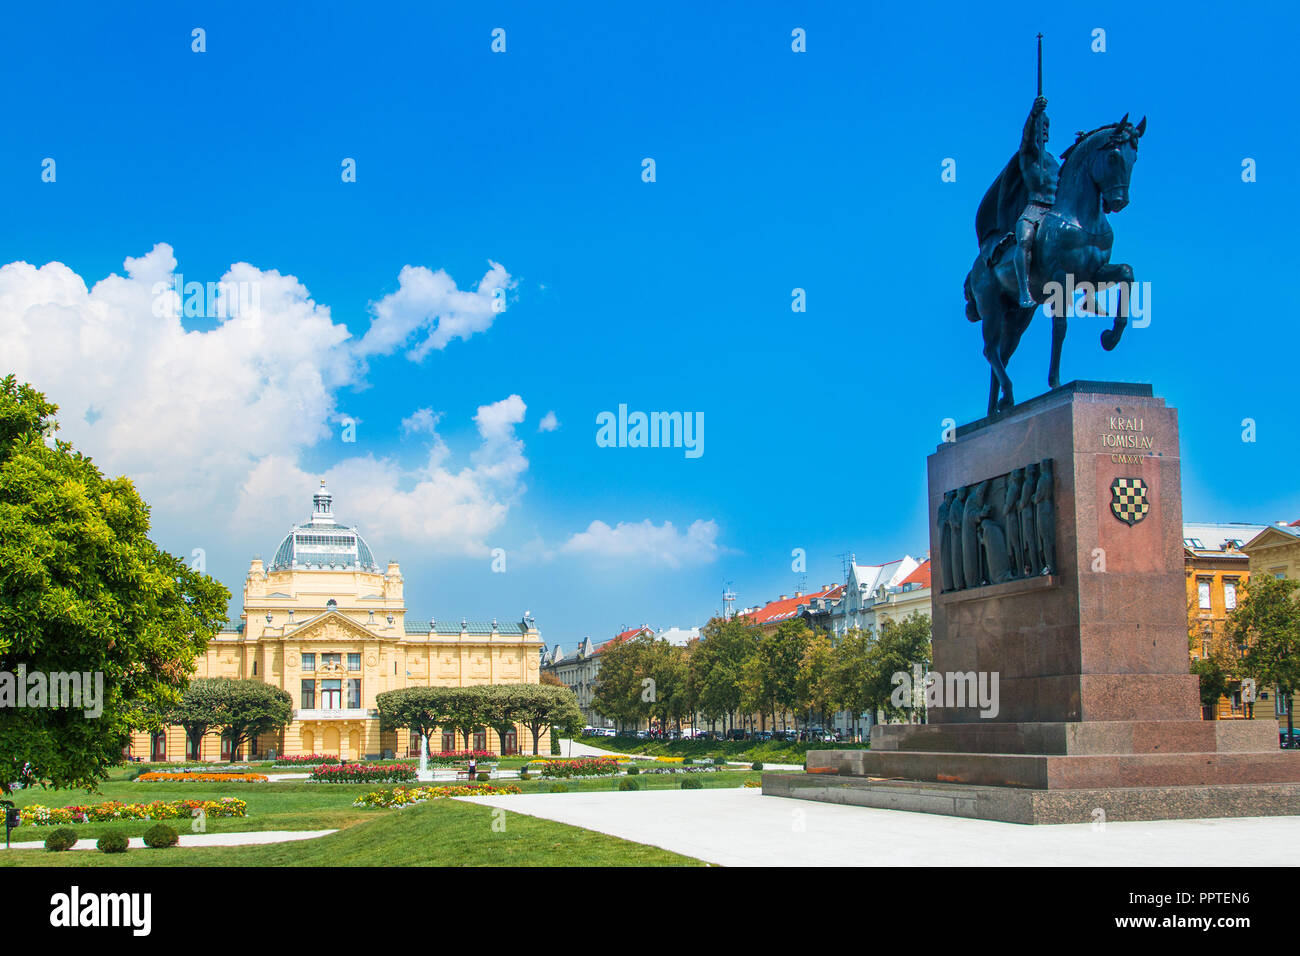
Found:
[143,823,180,848]
[619,778,640,791]
[680,778,704,789]
[44,828,77,852]
[97,831,129,854]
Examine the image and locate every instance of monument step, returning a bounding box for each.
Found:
[866,719,1278,755]
[808,748,1300,790]
[762,772,1300,825]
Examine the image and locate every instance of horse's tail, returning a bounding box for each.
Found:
[963,270,980,323]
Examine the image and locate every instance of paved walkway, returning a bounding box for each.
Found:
[3,829,336,851]
[457,787,1300,866]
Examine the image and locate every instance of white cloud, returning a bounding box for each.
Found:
[0,244,526,556]
[357,261,513,361]
[401,407,442,436]
[538,410,559,432]
[561,518,720,568]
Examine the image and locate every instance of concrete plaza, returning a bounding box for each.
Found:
[459,786,1300,866]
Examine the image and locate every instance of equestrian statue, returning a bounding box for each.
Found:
[963,34,1146,417]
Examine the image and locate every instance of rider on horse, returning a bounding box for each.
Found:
[1014,96,1059,308]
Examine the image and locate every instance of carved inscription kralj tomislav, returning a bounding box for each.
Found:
[938,458,1056,592]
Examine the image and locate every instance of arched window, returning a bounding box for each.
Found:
[472,727,487,752]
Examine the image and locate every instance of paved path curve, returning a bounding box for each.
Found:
[2,829,336,851]
[458,786,1300,867]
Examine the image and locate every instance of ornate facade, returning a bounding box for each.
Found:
[130,483,543,761]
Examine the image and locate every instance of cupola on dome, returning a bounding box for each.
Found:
[269,481,379,573]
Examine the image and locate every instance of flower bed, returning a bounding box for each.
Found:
[309,763,417,784]
[273,753,341,765]
[633,766,721,775]
[137,772,269,782]
[19,797,247,826]
[429,750,495,760]
[353,784,522,808]
[537,757,621,779]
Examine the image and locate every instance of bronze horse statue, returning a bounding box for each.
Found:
[964,114,1146,416]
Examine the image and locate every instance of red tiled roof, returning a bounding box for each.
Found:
[741,587,838,626]
[595,626,653,654]
[899,560,931,589]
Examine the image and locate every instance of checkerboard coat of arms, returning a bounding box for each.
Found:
[1109,477,1150,526]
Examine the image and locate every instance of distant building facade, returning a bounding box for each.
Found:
[128,483,542,762]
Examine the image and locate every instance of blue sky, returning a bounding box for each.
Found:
[2,1,1296,646]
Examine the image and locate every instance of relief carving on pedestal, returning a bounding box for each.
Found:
[939,457,1056,593]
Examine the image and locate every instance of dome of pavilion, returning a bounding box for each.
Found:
[269,481,379,573]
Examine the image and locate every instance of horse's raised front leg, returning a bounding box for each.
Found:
[1096,262,1134,351]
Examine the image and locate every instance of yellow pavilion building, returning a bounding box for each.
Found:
[130,482,543,762]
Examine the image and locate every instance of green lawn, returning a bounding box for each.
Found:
[0,798,705,867]
[0,762,772,865]
[576,736,866,765]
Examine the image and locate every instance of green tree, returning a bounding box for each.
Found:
[691,617,755,733]
[743,621,810,731]
[204,678,293,762]
[795,633,836,733]
[375,686,452,752]
[867,614,932,724]
[1231,575,1300,738]
[592,634,652,732]
[830,628,874,740]
[0,377,229,792]
[440,686,490,751]
[517,684,584,755]
[481,684,527,755]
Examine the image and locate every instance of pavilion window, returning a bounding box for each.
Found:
[348,653,361,671]
[302,653,315,672]
[321,679,342,709]
[347,678,362,709]
[301,679,315,709]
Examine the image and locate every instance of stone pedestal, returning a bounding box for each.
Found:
[764,382,1300,823]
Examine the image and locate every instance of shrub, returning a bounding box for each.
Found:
[97,831,129,854]
[751,761,764,771]
[713,756,726,765]
[681,778,703,789]
[519,770,531,781]
[476,772,490,782]
[682,757,694,765]
[142,823,179,848]
[44,828,77,852]
[625,764,640,775]
[619,779,640,791]
[549,783,570,793]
